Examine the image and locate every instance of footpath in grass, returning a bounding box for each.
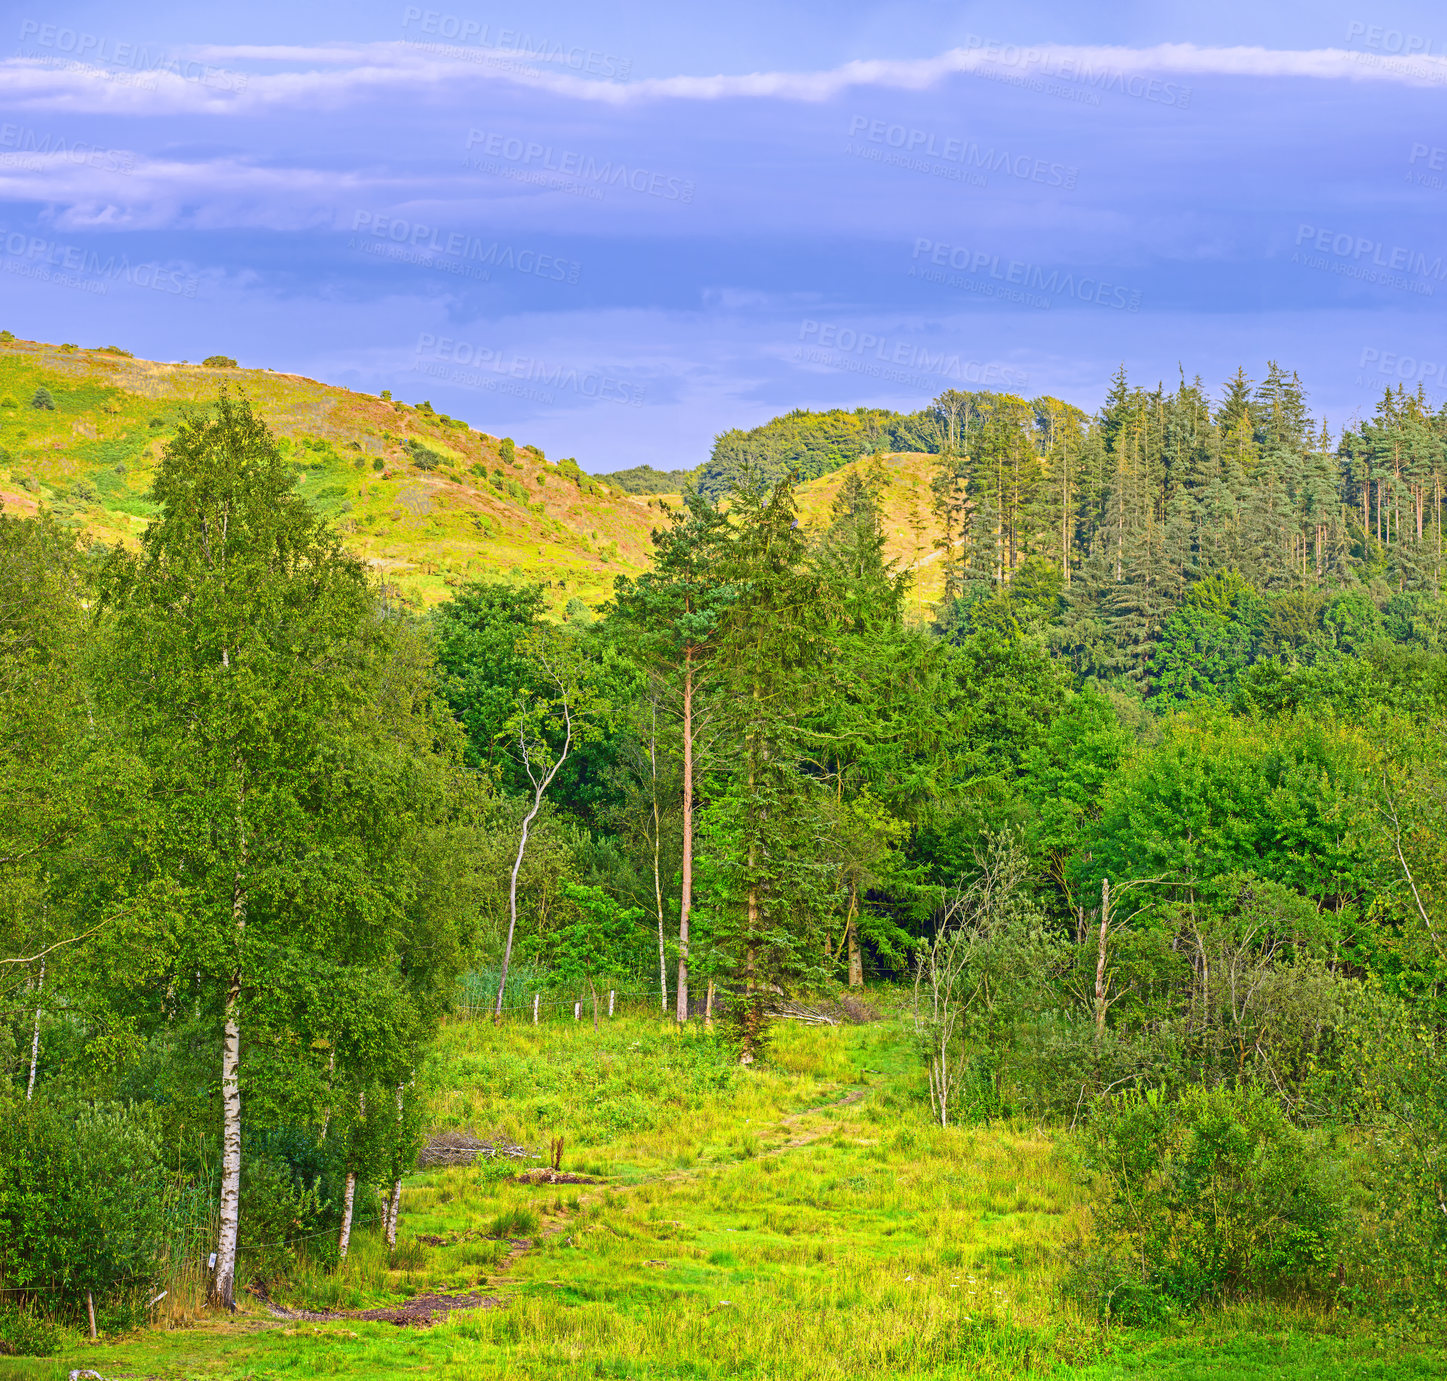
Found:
[36,1007,1443,1381]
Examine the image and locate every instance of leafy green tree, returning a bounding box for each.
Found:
[432,582,547,783]
[558,882,645,1028]
[95,393,464,1306]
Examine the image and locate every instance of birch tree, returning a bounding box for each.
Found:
[95,393,403,1308]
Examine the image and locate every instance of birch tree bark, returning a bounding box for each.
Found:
[25,956,43,1101]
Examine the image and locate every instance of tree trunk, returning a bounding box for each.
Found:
[213,966,242,1308]
[320,1047,335,1141]
[497,709,573,1021]
[498,790,541,1022]
[385,1081,405,1250]
[650,697,667,1012]
[1094,876,1110,1042]
[338,1171,357,1261]
[705,977,715,1028]
[676,654,693,1023]
[846,882,863,988]
[386,1179,402,1250]
[25,957,43,1101]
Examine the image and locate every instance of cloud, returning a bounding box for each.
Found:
[1,40,1445,117]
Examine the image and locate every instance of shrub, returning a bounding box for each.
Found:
[0,1098,168,1319]
[202,355,237,368]
[0,330,14,343]
[372,458,385,471]
[1066,1084,1342,1321]
[405,439,444,471]
[0,1306,59,1356]
[30,388,54,410]
[499,437,515,465]
[239,1152,332,1283]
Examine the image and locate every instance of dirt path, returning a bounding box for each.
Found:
[259,1082,867,1328]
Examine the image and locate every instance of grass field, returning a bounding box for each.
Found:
[9,1004,1443,1381]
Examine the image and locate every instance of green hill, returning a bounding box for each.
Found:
[0,334,665,612]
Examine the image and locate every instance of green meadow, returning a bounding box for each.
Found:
[27,1007,1439,1381]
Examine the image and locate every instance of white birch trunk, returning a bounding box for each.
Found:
[386,1178,402,1249]
[495,698,572,1021]
[338,1171,357,1261]
[213,965,242,1308]
[25,957,43,1101]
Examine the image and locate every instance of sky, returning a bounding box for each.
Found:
[2,1,1446,470]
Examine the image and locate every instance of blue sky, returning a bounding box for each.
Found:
[2,2,1445,469]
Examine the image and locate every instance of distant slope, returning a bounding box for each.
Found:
[0,336,664,611]
[793,452,947,618]
[597,464,697,494]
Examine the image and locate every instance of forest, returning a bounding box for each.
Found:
[2,364,1446,1370]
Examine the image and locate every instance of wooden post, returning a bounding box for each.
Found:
[87,1291,97,1340]
[608,989,615,1018]
[705,978,715,1028]
[574,1000,580,1021]
[533,993,539,1025]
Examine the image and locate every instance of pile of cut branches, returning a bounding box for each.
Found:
[415,1129,531,1167]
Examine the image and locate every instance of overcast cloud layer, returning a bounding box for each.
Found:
[2,0,1444,468]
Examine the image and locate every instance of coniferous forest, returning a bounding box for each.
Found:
[4,363,1447,1373]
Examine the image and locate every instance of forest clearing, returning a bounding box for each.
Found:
[29,1009,1444,1381]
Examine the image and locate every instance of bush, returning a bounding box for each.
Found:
[0,1098,168,1319]
[1066,1084,1342,1321]
[405,439,444,471]
[202,355,237,368]
[0,1306,60,1356]
[29,388,54,410]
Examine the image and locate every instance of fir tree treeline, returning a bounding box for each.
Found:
[918,366,1447,687]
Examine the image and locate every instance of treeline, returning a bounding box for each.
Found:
[597,464,698,494]
[701,405,945,497]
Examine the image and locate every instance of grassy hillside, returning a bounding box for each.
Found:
[795,451,949,618]
[0,335,664,612]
